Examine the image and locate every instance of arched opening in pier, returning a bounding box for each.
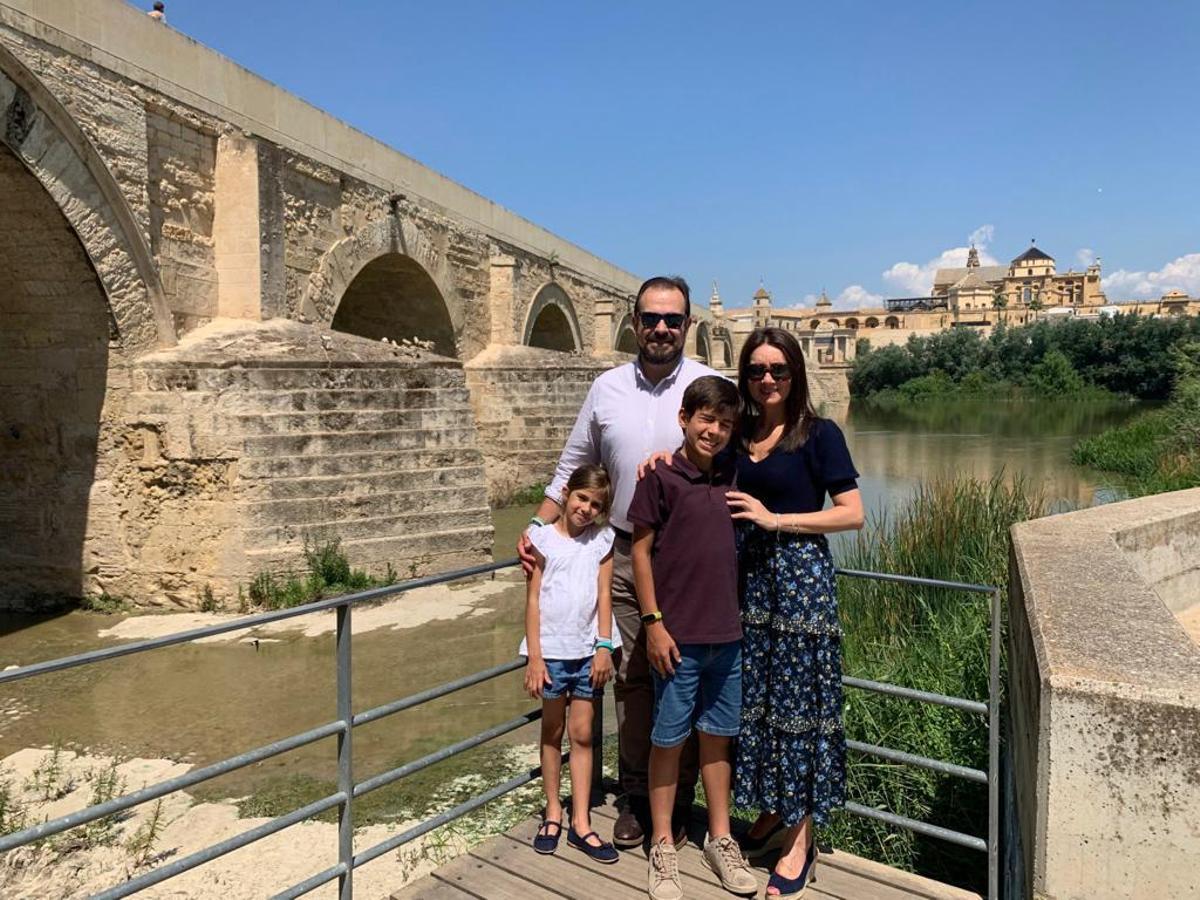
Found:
[695,322,712,366]
[332,253,457,357]
[614,314,638,355]
[0,143,110,605]
[523,284,580,352]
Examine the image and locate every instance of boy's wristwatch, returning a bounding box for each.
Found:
[640,611,663,624]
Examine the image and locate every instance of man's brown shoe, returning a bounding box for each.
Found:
[613,808,644,849]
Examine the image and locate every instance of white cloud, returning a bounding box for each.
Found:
[969,224,995,247]
[881,227,1000,296]
[1103,252,1200,299]
[835,284,883,308]
[1076,248,1094,267]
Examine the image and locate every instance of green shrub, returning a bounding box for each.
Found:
[246,539,385,610]
[1073,374,1200,496]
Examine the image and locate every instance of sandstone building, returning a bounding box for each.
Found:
[716,244,1200,354]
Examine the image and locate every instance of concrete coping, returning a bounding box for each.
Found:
[1010,488,1200,704]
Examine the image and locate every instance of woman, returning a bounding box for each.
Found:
[727,326,864,897]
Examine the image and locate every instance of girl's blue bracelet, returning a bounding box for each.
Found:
[594,639,614,651]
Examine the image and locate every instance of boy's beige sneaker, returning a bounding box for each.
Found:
[702,833,758,895]
[648,837,683,900]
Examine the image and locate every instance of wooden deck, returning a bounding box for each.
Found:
[394,796,981,899]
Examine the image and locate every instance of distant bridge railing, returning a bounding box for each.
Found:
[0,562,1000,899]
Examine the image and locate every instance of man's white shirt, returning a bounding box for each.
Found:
[545,356,723,532]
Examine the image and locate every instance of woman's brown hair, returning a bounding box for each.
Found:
[737,326,818,452]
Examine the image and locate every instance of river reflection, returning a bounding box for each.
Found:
[834,397,1140,516]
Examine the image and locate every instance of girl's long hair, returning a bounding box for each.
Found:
[737,326,818,453]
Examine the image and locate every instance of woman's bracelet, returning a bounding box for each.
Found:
[594,638,614,652]
[774,513,782,533]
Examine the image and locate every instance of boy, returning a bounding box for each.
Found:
[627,376,756,900]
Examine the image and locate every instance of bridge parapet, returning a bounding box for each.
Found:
[1007,488,1200,899]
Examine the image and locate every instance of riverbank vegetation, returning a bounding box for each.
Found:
[247,538,395,610]
[825,475,1045,891]
[851,314,1200,402]
[1072,343,1200,496]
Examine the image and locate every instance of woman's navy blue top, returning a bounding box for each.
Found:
[734,418,859,513]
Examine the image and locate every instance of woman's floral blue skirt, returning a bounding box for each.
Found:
[733,527,846,827]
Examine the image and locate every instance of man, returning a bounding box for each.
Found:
[518,275,721,848]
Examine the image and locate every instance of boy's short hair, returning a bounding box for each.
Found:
[681,375,740,419]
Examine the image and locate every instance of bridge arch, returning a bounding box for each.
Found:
[0,45,174,353]
[306,216,463,357]
[522,282,581,352]
[614,312,638,355]
[695,321,713,366]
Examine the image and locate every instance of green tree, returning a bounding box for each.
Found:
[1026,348,1084,395]
[991,292,1008,325]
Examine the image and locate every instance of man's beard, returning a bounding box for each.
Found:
[639,340,684,368]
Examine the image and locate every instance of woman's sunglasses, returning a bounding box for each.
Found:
[746,363,793,382]
[637,311,687,330]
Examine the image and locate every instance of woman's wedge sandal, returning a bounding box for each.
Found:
[532,819,563,855]
[766,843,817,899]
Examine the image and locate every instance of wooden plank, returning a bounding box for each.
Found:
[428,851,569,899]
[390,874,479,899]
[397,801,980,900]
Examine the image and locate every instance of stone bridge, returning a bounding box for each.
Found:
[0,0,740,608]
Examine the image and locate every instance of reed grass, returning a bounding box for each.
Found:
[826,475,1046,891]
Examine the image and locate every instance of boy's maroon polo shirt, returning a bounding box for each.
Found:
[627,449,742,644]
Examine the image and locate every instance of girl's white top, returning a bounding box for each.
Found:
[519,523,622,660]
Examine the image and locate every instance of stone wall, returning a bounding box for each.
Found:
[464,345,618,504]
[146,108,218,336]
[123,319,492,605]
[1007,489,1200,899]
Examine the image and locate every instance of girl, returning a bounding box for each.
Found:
[522,463,621,864]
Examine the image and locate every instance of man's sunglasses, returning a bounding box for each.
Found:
[746,363,793,382]
[638,311,687,330]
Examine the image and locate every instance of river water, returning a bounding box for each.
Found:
[0,398,1139,804]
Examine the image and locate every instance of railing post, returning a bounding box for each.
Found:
[988,587,1001,900]
[336,602,353,899]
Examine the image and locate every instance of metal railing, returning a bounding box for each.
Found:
[0,560,1000,899]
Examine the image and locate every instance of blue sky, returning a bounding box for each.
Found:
[148,1,1199,308]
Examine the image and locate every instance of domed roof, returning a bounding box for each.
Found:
[815,289,832,307]
[753,286,771,300]
[1013,245,1054,264]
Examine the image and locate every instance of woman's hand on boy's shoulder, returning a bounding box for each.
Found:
[636,449,676,481]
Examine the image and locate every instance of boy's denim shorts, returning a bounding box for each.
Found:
[543,657,599,700]
[651,641,742,747]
